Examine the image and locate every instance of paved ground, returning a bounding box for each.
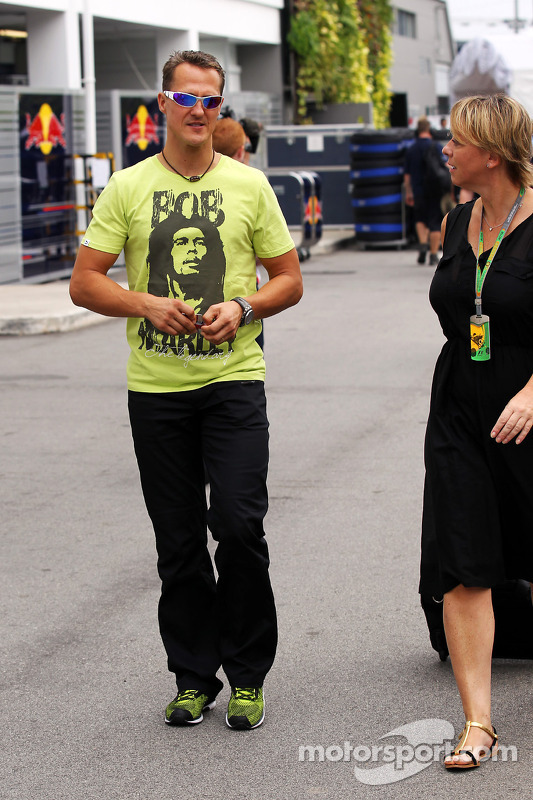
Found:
[1,242,531,800]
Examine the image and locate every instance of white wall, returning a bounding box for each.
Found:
[26,6,81,89]
[391,0,454,119]
[84,0,283,44]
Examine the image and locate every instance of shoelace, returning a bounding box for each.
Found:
[178,688,202,702]
[233,688,257,701]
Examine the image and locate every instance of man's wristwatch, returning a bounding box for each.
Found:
[231,297,254,326]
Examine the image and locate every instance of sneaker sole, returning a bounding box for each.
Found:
[165,699,216,726]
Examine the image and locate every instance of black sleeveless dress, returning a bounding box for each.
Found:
[420,200,533,597]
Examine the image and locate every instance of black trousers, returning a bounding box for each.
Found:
[128,380,277,697]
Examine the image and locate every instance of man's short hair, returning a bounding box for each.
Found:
[162,50,226,94]
[240,117,262,153]
[417,117,432,135]
[212,118,246,158]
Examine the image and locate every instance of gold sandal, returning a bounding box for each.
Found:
[445,721,498,770]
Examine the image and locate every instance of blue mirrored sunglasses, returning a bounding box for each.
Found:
[163,90,223,110]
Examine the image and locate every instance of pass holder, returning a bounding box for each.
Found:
[470,307,490,361]
[470,298,490,362]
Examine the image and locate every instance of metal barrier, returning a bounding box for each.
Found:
[266,169,322,261]
[72,153,115,237]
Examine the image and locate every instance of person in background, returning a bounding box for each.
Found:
[240,117,262,166]
[70,49,302,732]
[404,117,445,266]
[420,94,533,770]
[212,116,247,161]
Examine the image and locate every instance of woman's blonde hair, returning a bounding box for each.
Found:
[450,94,533,187]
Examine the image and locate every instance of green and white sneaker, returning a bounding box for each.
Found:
[226,687,265,730]
[165,689,216,726]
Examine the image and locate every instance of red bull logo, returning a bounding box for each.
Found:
[305,195,322,225]
[25,103,66,155]
[125,105,159,150]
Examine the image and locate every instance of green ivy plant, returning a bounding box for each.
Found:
[288,0,393,127]
[358,0,394,128]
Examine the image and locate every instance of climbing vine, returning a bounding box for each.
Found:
[358,0,394,128]
[288,0,393,127]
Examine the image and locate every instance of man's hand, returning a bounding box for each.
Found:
[491,383,533,444]
[199,300,243,345]
[144,296,197,335]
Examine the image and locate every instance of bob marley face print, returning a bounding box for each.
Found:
[171,227,207,275]
[137,206,227,359]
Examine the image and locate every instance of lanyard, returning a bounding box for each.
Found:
[474,186,525,315]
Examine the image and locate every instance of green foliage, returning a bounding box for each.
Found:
[358,0,394,128]
[288,0,393,127]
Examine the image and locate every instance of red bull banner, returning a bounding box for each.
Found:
[121,97,163,167]
[19,94,77,279]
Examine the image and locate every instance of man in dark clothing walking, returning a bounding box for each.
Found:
[404,117,447,266]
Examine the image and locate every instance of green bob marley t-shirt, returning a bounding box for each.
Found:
[82,155,295,392]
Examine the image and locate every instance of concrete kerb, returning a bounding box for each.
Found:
[0,280,123,336]
[0,310,108,336]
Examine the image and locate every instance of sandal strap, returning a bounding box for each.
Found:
[452,720,497,757]
[456,749,478,766]
[464,721,498,741]
[447,721,498,767]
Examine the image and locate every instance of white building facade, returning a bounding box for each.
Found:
[390,0,455,124]
[0,0,286,87]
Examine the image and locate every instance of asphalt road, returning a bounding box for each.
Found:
[1,244,531,800]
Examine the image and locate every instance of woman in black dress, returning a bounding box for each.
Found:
[421,95,533,769]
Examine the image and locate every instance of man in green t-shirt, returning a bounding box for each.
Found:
[70,49,302,731]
